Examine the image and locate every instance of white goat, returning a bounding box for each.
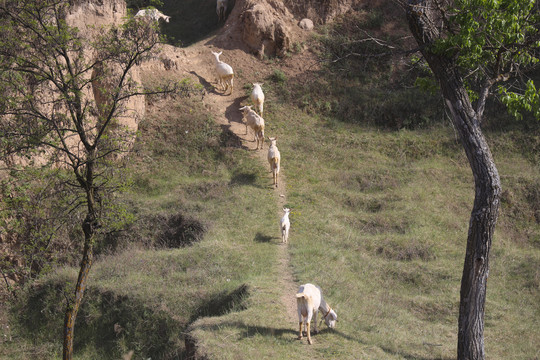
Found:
[267,137,280,187]
[216,0,227,22]
[239,106,265,150]
[280,208,290,243]
[211,51,234,95]
[134,9,171,23]
[251,83,265,117]
[296,283,337,345]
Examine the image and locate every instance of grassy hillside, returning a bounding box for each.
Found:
[187,9,540,359]
[2,5,539,360]
[188,94,539,359]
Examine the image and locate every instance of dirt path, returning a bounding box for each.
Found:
[170,43,301,325]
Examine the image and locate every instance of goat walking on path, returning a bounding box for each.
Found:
[296,283,337,345]
[267,137,280,187]
[211,51,234,95]
[280,208,290,244]
[251,83,265,117]
[239,106,265,150]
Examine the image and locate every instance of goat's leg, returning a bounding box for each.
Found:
[313,311,319,334]
[306,322,312,345]
[298,321,303,340]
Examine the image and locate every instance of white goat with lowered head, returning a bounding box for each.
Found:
[239,105,265,150]
[296,283,337,345]
[280,208,290,243]
[211,51,234,95]
[216,0,227,22]
[134,9,171,23]
[251,83,265,117]
[267,137,280,187]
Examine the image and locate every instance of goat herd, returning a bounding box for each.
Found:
[135,2,339,345]
[210,49,339,344]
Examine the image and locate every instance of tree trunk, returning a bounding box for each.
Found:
[406,1,501,359]
[63,157,98,360]
[63,212,95,360]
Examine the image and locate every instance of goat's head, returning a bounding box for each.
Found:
[211,51,223,60]
[253,82,263,88]
[268,136,277,146]
[162,15,171,23]
[324,309,337,329]
[239,105,252,114]
[283,208,290,215]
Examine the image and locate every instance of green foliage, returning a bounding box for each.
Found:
[271,69,287,84]
[432,0,540,120]
[0,169,75,287]
[499,80,540,120]
[440,0,539,68]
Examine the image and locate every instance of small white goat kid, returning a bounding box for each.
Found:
[239,106,265,150]
[280,208,290,243]
[134,9,171,23]
[296,283,337,345]
[216,0,227,22]
[251,83,265,117]
[267,137,280,187]
[211,51,234,95]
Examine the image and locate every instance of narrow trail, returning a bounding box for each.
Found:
[177,44,300,327]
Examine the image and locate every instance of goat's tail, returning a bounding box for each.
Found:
[296,292,306,299]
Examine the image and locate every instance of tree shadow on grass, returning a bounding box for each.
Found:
[328,329,453,360]
[187,321,453,359]
[230,171,258,186]
[379,344,453,360]
[254,232,275,243]
[192,321,298,339]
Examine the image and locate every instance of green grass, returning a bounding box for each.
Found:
[187,95,539,359]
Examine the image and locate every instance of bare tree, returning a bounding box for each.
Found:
[0,0,176,358]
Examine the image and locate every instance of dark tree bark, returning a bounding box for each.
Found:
[63,154,98,360]
[405,1,502,359]
[63,214,95,359]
